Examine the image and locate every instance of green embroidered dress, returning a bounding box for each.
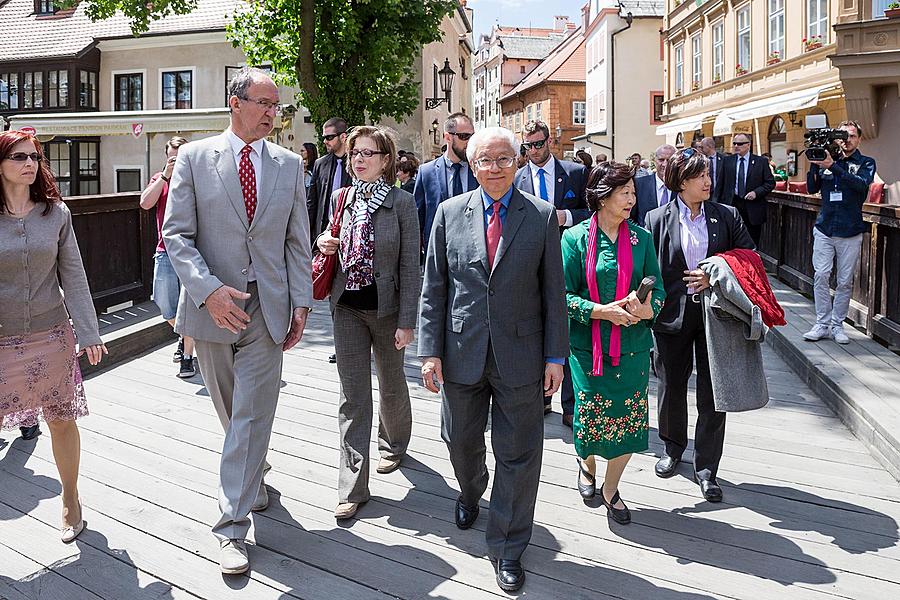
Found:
[561,219,666,460]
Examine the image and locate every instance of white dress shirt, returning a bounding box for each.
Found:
[226,129,266,281]
[655,175,670,207]
[529,156,573,226]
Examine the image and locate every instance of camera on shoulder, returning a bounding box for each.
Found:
[802,114,848,162]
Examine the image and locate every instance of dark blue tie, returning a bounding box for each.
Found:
[737,157,746,198]
[450,162,462,197]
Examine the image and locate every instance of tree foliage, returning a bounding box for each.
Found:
[80,0,458,133]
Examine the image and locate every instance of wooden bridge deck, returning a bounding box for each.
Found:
[1,307,899,600]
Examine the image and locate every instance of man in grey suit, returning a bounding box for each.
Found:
[163,68,312,575]
[418,126,568,593]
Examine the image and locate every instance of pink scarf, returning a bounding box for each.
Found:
[585,216,633,376]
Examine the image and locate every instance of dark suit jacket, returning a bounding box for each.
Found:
[631,173,671,227]
[514,159,589,227]
[645,199,755,334]
[720,153,776,225]
[418,187,569,387]
[707,151,726,204]
[323,187,421,328]
[400,176,416,195]
[308,152,352,242]
[414,156,479,248]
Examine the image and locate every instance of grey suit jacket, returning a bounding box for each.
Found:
[322,186,421,328]
[163,131,312,345]
[418,187,569,387]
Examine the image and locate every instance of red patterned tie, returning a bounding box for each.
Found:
[486,201,502,268]
[239,145,257,224]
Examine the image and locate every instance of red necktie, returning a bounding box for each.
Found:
[239,145,257,224]
[486,201,502,268]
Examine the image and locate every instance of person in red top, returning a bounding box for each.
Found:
[140,136,195,378]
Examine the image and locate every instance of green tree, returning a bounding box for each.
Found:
[79,0,457,134]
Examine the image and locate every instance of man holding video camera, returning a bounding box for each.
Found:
[804,120,876,345]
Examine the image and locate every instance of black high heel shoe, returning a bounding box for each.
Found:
[576,458,596,499]
[601,488,631,524]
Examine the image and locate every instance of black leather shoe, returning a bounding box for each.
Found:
[455,497,479,529]
[601,489,631,524]
[576,458,595,499]
[494,559,525,593]
[561,413,573,428]
[543,403,552,415]
[654,454,680,478]
[19,425,40,441]
[695,474,723,502]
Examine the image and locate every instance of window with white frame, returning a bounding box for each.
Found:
[737,6,751,71]
[535,101,542,122]
[674,44,684,95]
[691,35,702,88]
[712,21,724,82]
[573,101,586,125]
[807,0,828,42]
[769,0,785,60]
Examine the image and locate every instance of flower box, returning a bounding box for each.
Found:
[711,76,722,85]
[802,36,823,51]
[886,7,900,18]
[735,64,749,76]
[767,52,781,65]
[691,81,701,91]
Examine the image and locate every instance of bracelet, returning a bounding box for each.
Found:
[161,175,170,182]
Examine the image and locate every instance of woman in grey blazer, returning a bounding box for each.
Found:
[316,126,421,520]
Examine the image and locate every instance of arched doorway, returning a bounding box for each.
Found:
[768,116,788,176]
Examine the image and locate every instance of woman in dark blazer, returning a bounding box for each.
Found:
[645,148,755,503]
[316,126,421,520]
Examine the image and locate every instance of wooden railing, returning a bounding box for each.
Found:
[760,191,900,348]
[63,193,157,313]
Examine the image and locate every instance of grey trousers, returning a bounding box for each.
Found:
[333,304,412,503]
[441,347,544,561]
[812,228,863,327]
[195,283,284,541]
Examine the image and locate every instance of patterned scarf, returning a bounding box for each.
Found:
[340,178,392,290]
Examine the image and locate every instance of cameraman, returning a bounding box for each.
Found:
[803,120,876,345]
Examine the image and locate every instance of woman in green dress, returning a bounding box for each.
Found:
[561,161,665,524]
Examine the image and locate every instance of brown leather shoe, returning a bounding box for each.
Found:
[562,413,573,428]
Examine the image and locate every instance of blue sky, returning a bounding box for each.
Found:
[467,0,588,41]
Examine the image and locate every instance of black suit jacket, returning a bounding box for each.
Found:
[707,151,726,204]
[514,159,589,227]
[645,199,755,334]
[631,173,672,227]
[307,152,352,241]
[720,153,776,225]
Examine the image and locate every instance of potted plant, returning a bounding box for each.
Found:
[675,88,683,97]
[887,2,900,18]
[767,51,781,65]
[711,74,722,85]
[735,63,748,76]
[803,35,823,51]
[691,80,701,91]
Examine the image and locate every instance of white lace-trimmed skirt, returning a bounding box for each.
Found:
[0,322,88,430]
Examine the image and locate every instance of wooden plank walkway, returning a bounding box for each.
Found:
[2,305,899,599]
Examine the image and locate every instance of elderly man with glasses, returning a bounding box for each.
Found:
[418,126,568,593]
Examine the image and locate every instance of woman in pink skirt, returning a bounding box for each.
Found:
[0,130,107,543]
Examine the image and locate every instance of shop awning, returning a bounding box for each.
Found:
[7,108,282,137]
[713,83,842,136]
[655,110,719,136]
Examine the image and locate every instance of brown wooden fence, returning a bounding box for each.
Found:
[760,191,900,348]
[63,193,157,313]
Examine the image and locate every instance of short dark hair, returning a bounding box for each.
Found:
[523,120,550,139]
[575,150,593,169]
[398,159,418,177]
[345,125,398,182]
[444,112,473,133]
[665,148,709,193]
[839,120,863,138]
[0,130,60,215]
[323,117,348,134]
[585,160,635,212]
[165,136,188,155]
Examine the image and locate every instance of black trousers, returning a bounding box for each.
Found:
[654,299,726,480]
[733,196,763,246]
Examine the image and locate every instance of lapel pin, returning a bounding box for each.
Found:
[709,218,718,223]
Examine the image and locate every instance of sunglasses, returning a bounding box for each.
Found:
[522,138,548,150]
[349,149,387,159]
[322,133,345,141]
[732,141,750,146]
[4,152,42,163]
[450,132,473,141]
[681,148,696,158]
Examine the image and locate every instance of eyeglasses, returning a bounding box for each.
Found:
[732,141,750,146]
[522,138,548,150]
[449,132,473,141]
[322,132,345,141]
[240,97,282,114]
[474,156,516,170]
[4,152,42,163]
[349,149,387,159]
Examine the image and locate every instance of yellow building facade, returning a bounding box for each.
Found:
[659,0,846,181]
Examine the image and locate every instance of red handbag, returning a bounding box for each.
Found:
[312,187,350,300]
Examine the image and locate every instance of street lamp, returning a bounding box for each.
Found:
[431,118,440,145]
[787,110,802,127]
[555,123,562,144]
[426,58,456,111]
